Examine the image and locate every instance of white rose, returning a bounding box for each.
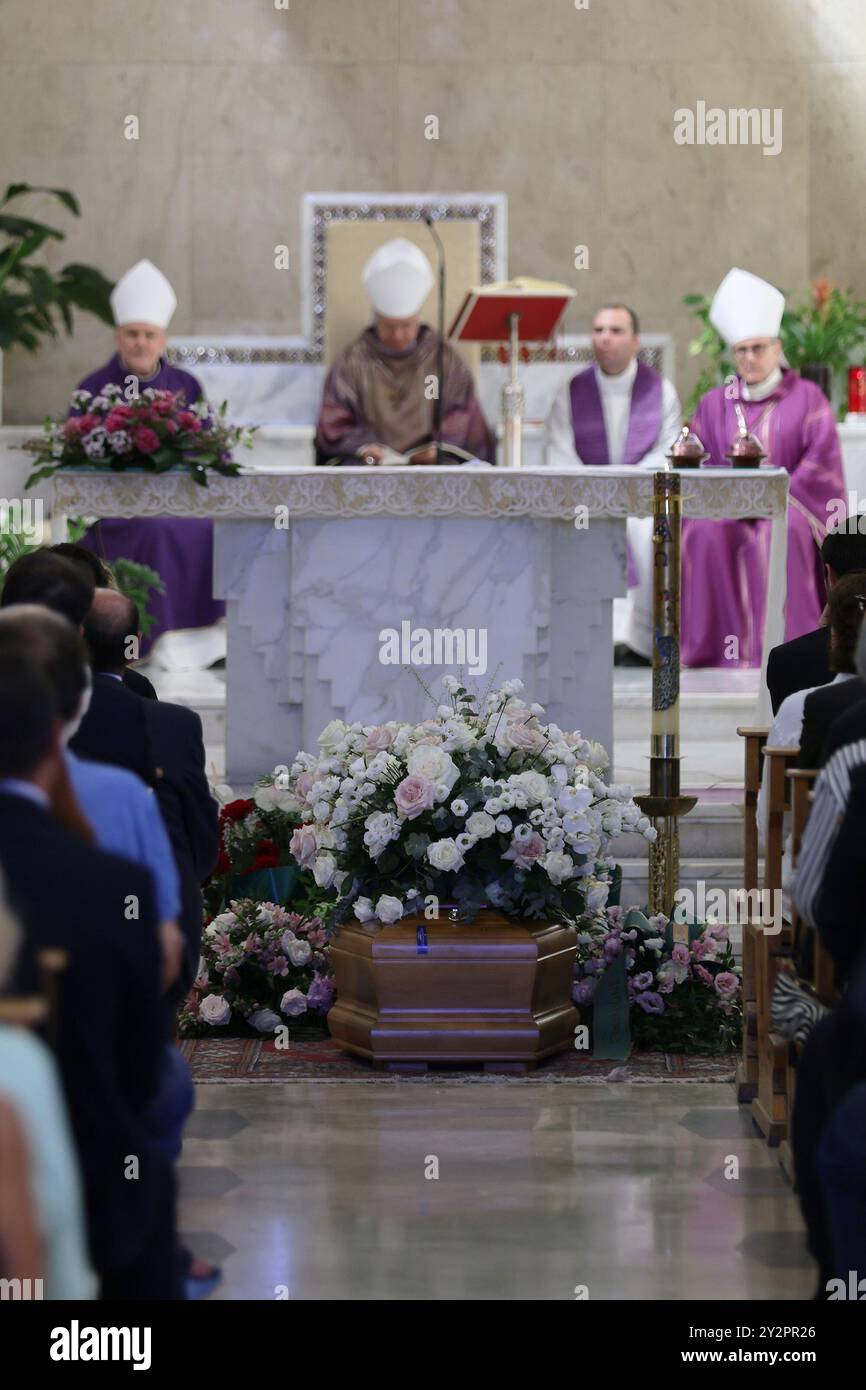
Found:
[280,929,297,951]
[495,815,512,833]
[199,994,231,1026]
[466,811,496,839]
[426,838,465,873]
[256,907,275,927]
[541,850,574,885]
[507,771,549,806]
[273,787,300,813]
[584,880,609,911]
[313,853,337,888]
[280,988,308,1017]
[407,744,459,795]
[288,939,312,966]
[318,719,348,750]
[450,798,468,817]
[254,783,279,812]
[353,896,375,923]
[248,1008,282,1032]
[376,894,404,924]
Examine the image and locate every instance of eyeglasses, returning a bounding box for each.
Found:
[733,342,773,360]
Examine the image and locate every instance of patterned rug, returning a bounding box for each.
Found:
[179,1038,736,1085]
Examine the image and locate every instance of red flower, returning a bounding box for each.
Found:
[252,839,280,871]
[104,407,133,432]
[64,418,84,437]
[151,395,175,416]
[77,412,100,433]
[132,425,160,454]
[222,798,255,823]
[177,411,202,433]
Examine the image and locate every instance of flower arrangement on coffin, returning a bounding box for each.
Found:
[178,899,333,1038]
[23,386,256,488]
[572,905,742,1055]
[284,676,657,928]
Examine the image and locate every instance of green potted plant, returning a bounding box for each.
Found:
[780,279,866,409]
[0,183,114,419]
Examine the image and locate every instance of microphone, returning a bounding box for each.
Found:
[423,213,447,466]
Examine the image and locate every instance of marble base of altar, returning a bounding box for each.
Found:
[327,913,579,1069]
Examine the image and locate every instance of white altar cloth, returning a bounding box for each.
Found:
[53,465,789,784]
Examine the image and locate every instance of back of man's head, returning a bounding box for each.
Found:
[83,587,140,672]
[828,570,866,674]
[822,517,866,582]
[0,657,59,781]
[0,606,89,724]
[1,550,94,626]
[49,542,115,590]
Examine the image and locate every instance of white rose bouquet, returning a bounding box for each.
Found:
[284,677,656,927]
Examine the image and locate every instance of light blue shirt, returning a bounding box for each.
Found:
[0,1026,96,1299]
[65,751,181,922]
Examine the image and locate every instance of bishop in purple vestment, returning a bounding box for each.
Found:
[681,269,845,668]
[71,259,224,656]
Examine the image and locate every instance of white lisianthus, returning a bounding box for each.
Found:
[280,989,308,1017]
[256,907,275,927]
[313,800,331,821]
[441,674,459,693]
[353,897,376,923]
[541,850,574,885]
[495,815,512,833]
[450,798,469,817]
[407,744,460,795]
[248,1008,282,1033]
[376,894,404,924]
[426,838,465,872]
[643,936,664,951]
[199,994,231,1026]
[584,880,609,911]
[466,811,496,839]
[484,798,503,815]
[288,939,312,966]
[313,853,337,888]
[455,832,475,852]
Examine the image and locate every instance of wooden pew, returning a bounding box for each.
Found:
[776,768,818,1181]
[735,726,769,1103]
[751,745,798,1145]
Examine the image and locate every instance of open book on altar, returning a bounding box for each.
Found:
[371,441,477,466]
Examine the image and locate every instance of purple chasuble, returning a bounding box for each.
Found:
[681,369,845,668]
[73,354,225,655]
[569,361,663,585]
[568,361,663,467]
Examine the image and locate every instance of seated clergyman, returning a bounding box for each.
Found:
[315,237,495,465]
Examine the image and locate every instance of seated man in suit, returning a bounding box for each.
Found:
[0,550,157,785]
[48,542,157,700]
[798,581,866,768]
[767,517,866,714]
[0,657,179,1298]
[83,588,220,994]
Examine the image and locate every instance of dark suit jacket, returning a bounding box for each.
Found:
[766,626,832,716]
[143,698,219,989]
[821,696,866,765]
[0,792,167,1278]
[815,762,866,987]
[124,667,158,700]
[69,672,157,787]
[798,677,866,769]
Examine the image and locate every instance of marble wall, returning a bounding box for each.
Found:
[0,0,861,421]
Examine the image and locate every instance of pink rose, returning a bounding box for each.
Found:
[289,825,318,868]
[364,726,395,752]
[502,830,546,870]
[295,771,314,800]
[393,774,436,819]
[502,716,546,754]
[714,971,739,1000]
[132,425,160,454]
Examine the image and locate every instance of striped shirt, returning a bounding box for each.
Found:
[793,735,866,925]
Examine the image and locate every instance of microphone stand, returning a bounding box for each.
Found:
[424,214,446,465]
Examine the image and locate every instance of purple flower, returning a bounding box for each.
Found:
[635,991,665,1015]
[632,971,654,991]
[714,971,740,1000]
[306,973,335,1011]
[603,935,623,958]
[671,943,691,966]
[582,958,605,976]
[572,979,596,1005]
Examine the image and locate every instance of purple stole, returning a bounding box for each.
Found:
[568,361,663,466]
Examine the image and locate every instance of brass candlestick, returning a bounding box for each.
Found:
[635,469,697,918]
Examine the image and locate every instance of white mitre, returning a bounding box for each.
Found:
[362,238,434,318]
[709,267,785,347]
[110,258,177,328]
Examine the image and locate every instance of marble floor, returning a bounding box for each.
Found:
[179,1081,814,1302]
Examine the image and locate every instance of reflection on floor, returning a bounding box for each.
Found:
[179,1081,813,1302]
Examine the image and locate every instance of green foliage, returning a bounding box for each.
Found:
[682,293,734,420]
[0,184,113,352]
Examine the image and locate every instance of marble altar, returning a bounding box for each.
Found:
[52,465,790,787]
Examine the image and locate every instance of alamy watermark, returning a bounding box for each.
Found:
[673,882,782,936]
[674,102,782,157]
[379,621,487,676]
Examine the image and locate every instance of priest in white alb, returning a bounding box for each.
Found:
[544,304,682,662]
